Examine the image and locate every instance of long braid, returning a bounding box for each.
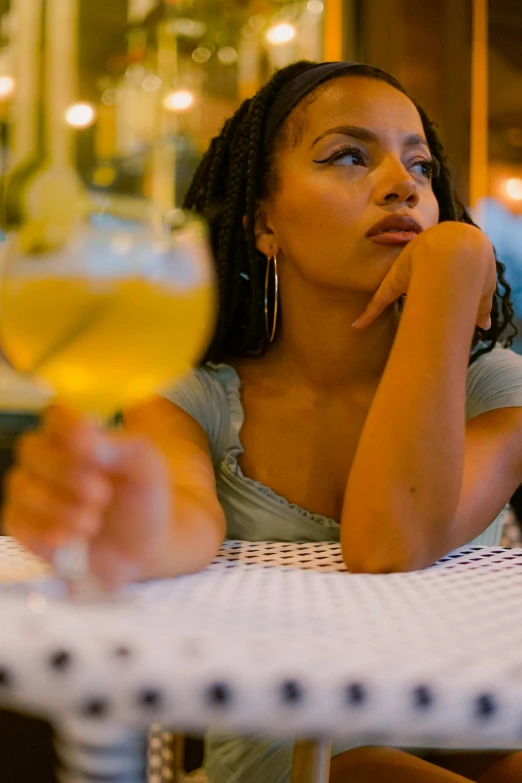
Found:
[184,61,315,360]
[184,102,252,347]
[183,61,517,364]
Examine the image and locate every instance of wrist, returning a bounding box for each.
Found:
[405,254,483,344]
[411,223,493,279]
[410,226,491,293]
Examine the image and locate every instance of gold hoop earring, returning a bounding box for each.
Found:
[264,255,279,343]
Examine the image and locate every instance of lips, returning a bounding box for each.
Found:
[366,215,422,245]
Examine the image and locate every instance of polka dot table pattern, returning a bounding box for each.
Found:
[2,539,522,783]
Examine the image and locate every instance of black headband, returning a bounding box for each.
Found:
[263,61,365,145]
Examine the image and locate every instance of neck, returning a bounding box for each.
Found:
[266,273,400,394]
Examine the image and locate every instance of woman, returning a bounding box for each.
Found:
[4,61,522,782]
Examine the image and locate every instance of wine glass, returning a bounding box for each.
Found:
[0,196,216,598]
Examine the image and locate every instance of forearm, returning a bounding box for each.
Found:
[341,255,487,573]
[143,485,226,580]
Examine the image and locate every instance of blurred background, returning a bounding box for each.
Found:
[0,0,519,306]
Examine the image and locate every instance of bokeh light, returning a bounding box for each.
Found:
[65,102,96,128]
[265,23,296,45]
[503,178,522,202]
[101,88,120,106]
[162,89,195,112]
[141,74,163,92]
[307,0,324,13]
[192,47,212,64]
[217,47,238,65]
[0,75,15,99]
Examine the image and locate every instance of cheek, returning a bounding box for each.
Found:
[270,180,366,287]
[273,174,363,247]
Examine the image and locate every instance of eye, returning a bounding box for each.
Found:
[410,158,436,180]
[313,146,367,167]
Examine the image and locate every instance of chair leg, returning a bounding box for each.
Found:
[148,727,185,782]
[291,738,332,783]
[171,734,186,781]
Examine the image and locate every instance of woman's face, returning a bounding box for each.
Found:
[257,76,440,293]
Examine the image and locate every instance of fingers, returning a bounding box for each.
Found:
[4,403,169,583]
[42,404,103,460]
[1,517,57,563]
[41,405,168,485]
[353,266,495,333]
[353,247,412,330]
[16,432,112,506]
[3,466,103,554]
[353,280,405,330]
[3,405,113,559]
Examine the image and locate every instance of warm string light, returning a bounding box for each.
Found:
[69,3,320,189]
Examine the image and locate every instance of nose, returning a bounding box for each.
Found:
[373,158,419,208]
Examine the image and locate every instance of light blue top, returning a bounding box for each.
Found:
[164,343,522,783]
[165,344,522,549]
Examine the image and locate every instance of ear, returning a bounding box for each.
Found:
[243,202,279,258]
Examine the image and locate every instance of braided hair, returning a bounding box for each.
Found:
[184,60,516,365]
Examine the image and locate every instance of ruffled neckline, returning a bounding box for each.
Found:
[206,362,340,533]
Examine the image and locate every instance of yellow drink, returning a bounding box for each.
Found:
[0,275,214,417]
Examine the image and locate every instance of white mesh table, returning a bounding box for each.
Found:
[2,537,522,783]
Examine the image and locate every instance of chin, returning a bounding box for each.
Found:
[368,245,403,269]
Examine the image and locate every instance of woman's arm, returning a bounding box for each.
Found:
[121,396,227,579]
[341,224,507,573]
[3,400,225,588]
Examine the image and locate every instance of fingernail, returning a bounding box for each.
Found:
[352,319,361,328]
[95,442,118,468]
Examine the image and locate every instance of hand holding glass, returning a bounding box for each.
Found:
[0,201,215,594]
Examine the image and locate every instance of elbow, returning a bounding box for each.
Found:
[341,513,442,574]
[342,549,424,574]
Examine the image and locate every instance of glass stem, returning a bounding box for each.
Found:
[52,411,113,598]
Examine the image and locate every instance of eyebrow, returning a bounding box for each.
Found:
[310,124,430,151]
